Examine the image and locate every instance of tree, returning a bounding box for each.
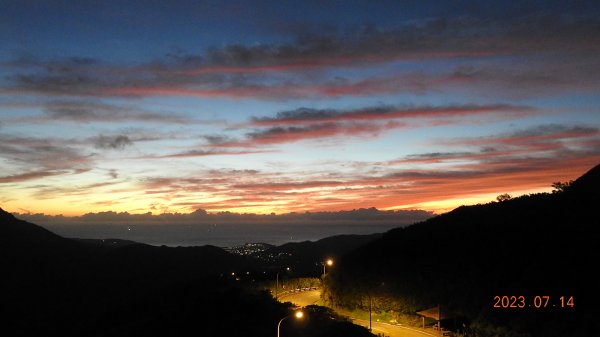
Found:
[496,193,512,202]
[551,180,573,193]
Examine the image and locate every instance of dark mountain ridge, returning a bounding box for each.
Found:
[256,233,382,275]
[326,163,600,337]
[1,207,78,250]
[0,207,255,277]
[0,206,379,336]
[0,207,268,336]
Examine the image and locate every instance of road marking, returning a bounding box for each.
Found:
[352,318,437,337]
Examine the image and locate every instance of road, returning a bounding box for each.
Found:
[352,318,438,337]
[280,290,438,337]
[278,289,321,306]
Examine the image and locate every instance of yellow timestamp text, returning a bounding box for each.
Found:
[493,295,574,309]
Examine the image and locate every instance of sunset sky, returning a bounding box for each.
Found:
[1,0,600,217]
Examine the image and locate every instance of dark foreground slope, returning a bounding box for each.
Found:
[0,209,374,337]
[0,209,265,336]
[326,164,600,337]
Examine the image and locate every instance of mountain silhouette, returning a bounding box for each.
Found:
[256,233,381,275]
[326,163,600,337]
[0,207,269,336]
[0,206,377,337]
[563,162,600,199]
[1,206,72,247]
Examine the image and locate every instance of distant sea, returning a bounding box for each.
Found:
[42,223,399,247]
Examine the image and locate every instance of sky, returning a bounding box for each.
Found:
[1,0,600,219]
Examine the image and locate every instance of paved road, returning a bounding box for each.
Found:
[278,289,321,306]
[352,318,437,337]
[280,290,437,337]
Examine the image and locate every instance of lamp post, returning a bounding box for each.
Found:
[322,259,334,307]
[322,258,333,277]
[369,294,372,332]
[275,267,290,299]
[277,310,303,337]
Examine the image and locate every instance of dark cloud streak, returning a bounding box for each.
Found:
[15,207,434,227]
[251,104,534,125]
[91,135,133,150]
[3,14,599,99]
[0,169,67,184]
[0,134,93,184]
[43,101,192,124]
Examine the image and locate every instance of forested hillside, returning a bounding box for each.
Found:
[325,164,600,337]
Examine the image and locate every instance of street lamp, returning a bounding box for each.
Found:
[323,258,333,276]
[368,294,372,332]
[275,267,290,299]
[277,310,304,337]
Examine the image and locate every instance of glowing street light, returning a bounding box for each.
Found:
[277,310,304,337]
[323,258,333,276]
[276,267,290,299]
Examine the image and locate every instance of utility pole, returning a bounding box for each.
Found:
[275,267,290,299]
[438,304,441,335]
[369,294,372,332]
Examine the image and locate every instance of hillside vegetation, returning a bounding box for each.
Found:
[325,164,600,337]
